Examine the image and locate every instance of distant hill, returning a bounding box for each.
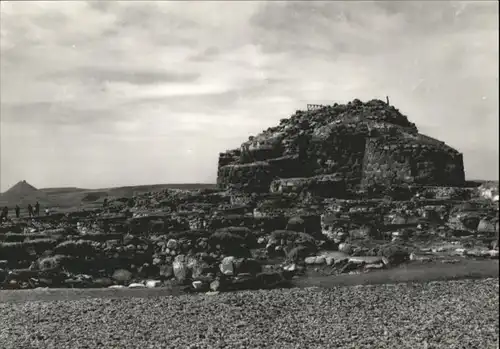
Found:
[103,183,217,197]
[3,180,38,196]
[39,187,88,195]
[0,180,54,207]
[0,182,217,210]
[0,178,497,213]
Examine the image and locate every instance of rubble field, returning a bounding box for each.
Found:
[0,99,498,294]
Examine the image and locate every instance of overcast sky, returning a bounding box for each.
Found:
[0,1,498,191]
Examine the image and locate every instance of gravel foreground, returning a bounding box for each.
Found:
[0,279,498,349]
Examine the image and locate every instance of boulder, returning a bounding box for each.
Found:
[233,258,262,275]
[304,256,316,265]
[348,256,383,264]
[349,225,379,240]
[210,279,221,292]
[159,265,173,279]
[54,240,97,257]
[286,217,305,232]
[145,280,161,288]
[128,283,146,289]
[112,269,132,283]
[391,230,410,240]
[192,280,207,291]
[340,261,364,273]
[304,256,325,265]
[339,243,353,254]
[219,256,236,276]
[269,230,316,248]
[191,260,213,279]
[377,244,410,265]
[93,278,113,288]
[477,219,498,234]
[109,285,126,289]
[365,262,385,270]
[285,245,311,262]
[173,255,189,282]
[465,249,491,258]
[209,230,250,257]
[166,239,178,250]
[409,253,432,262]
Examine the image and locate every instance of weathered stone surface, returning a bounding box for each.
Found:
[112,269,132,283]
[339,243,353,254]
[145,280,161,288]
[173,255,188,282]
[219,256,236,276]
[217,99,465,194]
[128,282,146,289]
[304,256,326,265]
[477,218,499,234]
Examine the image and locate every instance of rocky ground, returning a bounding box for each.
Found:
[0,183,498,293]
[0,278,498,349]
[0,99,498,347]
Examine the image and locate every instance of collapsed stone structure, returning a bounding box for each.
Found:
[0,99,497,291]
[217,99,465,195]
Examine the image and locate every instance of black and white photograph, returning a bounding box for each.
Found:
[0,1,498,348]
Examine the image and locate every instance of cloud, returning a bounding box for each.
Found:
[249,1,498,149]
[41,67,200,86]
[0,1,498,191]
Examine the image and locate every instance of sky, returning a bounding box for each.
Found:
[0,1,498,191]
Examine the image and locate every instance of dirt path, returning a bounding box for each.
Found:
[294,259,499,288]
[1,259,497,303]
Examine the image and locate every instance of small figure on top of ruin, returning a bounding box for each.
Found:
[15,205,20,219]
[35,201,40,216]
[27,204,33,217]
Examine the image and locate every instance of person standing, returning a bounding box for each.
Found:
[27,204,33,217]
[15,205,20,219]
[35,201,40,216]
[1,206,8,222]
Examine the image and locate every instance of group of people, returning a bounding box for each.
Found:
[0,201,49,222]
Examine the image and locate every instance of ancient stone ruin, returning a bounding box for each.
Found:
[217,99,465,196]
[0,99,497,291]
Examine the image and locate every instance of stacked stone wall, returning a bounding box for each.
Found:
[306,132,366,182]
[239,133,285,164]
[362,138,414,187]
[217,162,275,193]
[362,137,465,187]
[218,149,241,168]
